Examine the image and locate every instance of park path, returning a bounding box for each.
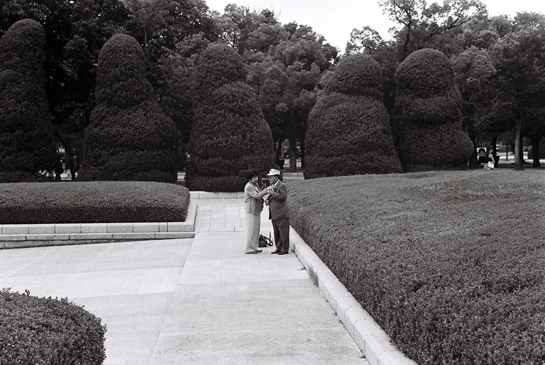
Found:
[0,196,367,365]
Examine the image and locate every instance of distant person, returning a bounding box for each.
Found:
[265,168,290,255]
[244,170,270,254]
[71,154,79,180]
[485,150,495,171]
[54,157,63,181]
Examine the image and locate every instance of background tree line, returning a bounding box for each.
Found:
[347,0,545,170]
[0,0,337,174]
[1,0,543,176]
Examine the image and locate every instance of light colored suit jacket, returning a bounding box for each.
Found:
[244,182,265,215]
[268,180,289,220]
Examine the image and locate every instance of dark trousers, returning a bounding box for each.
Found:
[272,218,290,253]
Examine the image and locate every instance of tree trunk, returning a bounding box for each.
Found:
[469,137,477,169]
[531,136,542,168]
[514,120,523,170]
[288,137,297,172]
[300,138,305,168]
[519,131,526,164]
[275,140,284,169]
[144,29,150,67]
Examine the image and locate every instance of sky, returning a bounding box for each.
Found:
[203,0,545,51]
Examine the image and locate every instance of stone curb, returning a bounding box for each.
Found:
[0,200,197,249]
[289,228,418,365]
[189,191,243,199]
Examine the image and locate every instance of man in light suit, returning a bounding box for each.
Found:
[265,169,290,255]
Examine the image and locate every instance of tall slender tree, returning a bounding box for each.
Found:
[0,19,56,182]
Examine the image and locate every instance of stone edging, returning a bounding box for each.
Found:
[0,200,197,249]
[289,228,417,365]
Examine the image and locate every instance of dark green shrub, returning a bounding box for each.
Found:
[288,171,545,364]
[192,43,248,98]
[0,289,106,365]
[185,43,275,191]
[394,49,473,172]
[81,33,177,183]
[0,19,56,182]
[305,54,402,179]
[324,53,383,99]
[0,181,190,224]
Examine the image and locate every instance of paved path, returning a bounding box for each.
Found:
[0,198,367,365]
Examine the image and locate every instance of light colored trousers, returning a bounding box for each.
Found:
[245,212,261,252]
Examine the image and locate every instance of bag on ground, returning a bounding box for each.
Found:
[258,234,273,247]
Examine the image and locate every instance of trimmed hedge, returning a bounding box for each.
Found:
[394,49,473,172]
[324,53,383,99]
[0,181,190,224]
[305,54,402,179]
[0,289,106,365]
[81,34,177,183]
[0,19,56,182]
[185,43,275,191]
[288,170,545,364]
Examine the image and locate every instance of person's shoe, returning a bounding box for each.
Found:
[278,251,289,255]
[245,251,258,254]
[256,249,263,253]
[271,249,280,254]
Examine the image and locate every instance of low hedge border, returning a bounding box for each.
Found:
[0,200,198,249]
[0,289,106,365]
[0,181,190,224]
[288,227,417,365]
[288,170,545,364]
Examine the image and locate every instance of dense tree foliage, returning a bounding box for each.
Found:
[1,0,543,179]
[0,0,130,173]
[394,48,473,171]
[349,3,545,171]
[185,43,275,191]
[452,44,497,168]
[492,12,545,169]
[214,6,338,171]
[305,54,402,178]
[0,19,56,182]
[81,34,177,182]
[378,0,487,59]
[0,0,214,172]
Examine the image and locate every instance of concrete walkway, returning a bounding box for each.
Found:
[0,197,367,365]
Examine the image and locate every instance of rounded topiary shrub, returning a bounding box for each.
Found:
[185,43,275,191]
[394,49,473,172]
[324,53,383,99]
[81,33,177,183]
[0,19,56,182]
[0,289,106,365]
[304,53,402,179]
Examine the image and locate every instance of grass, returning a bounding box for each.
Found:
[288,169,544,364]
[0,181,190,224]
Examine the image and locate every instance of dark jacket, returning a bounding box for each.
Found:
[268,180,289,220]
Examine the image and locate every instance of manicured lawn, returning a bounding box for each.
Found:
[288,170,544,364]
[0,181,190,224]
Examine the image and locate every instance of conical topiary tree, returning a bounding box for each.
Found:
[0,19,56,182]
[81,33,177,182]
[393,48,474,172]
[304,53,402,179]
[185,43,275,192]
